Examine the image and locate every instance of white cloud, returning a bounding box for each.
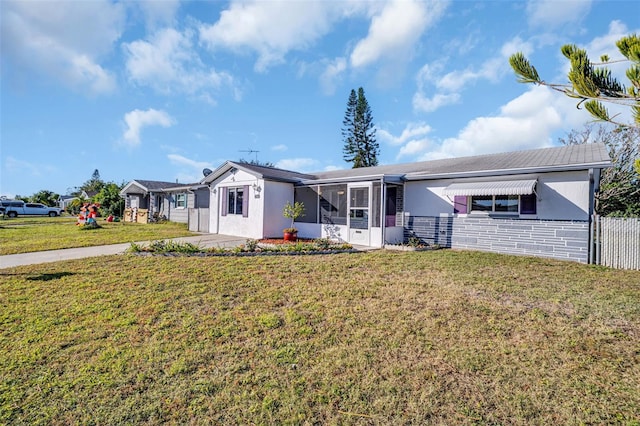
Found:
[275,158,319,172]
[199,1,342,72]
[397,139,432,160]
[378,122,435,161]
[583,21,638,94]
[586,20,632,56]
[136,0,180,28]
[413,36,528,114]
[378,122,433,146]
[413,92,461,113]
[350,0,446,69]
[415,85,588,160]
[1,157,57,197]
[167,154,211,169]
[271,144,288,152]
[4,156,54,176]
[319,57,347,95]
[123,28,238,101]
[501,37,534,58]
[1,0,124,94]
[167,154,213,183]
[121,108,176,148]
[526,0,592,29]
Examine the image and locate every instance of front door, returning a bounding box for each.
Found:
[348,185,370,245]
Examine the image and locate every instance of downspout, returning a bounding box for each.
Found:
[381,178,386,246]
[587,168,601,264]
[316,185,320,235]
[166,192,171,221]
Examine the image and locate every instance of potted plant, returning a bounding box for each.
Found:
[282,201,305,241]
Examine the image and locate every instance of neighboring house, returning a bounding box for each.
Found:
[130,144,612,263]
[58,195,77,211]
[57,190,99,210]
[119,180,209,224]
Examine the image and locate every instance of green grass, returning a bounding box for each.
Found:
[0,216,196,255]
[1,250,639,424]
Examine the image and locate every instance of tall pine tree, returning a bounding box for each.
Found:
[342,87,379,168]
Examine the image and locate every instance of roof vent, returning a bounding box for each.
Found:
[203,168,213,177]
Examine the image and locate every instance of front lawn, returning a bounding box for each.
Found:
[0,216,196,255]
[1,250,638,424]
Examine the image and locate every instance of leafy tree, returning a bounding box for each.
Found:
[509,34,640,128]
[72,169,105,196]
[282,201,305,233]
[342,87,379,168]
[238,158,275,168]
[94,182,125,217]
[342,89,358,165]
[66,198,85,216]
[30,190,59,206]
[559,123,640,217]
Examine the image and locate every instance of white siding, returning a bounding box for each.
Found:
[403,180,451,217]
[404,170,591,221]
[536,171,590,220]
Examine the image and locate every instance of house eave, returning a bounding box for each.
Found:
[119,180,149,196]
[155,184,201,192]
[403,161,612,181]
[201,161,261,184]
[297,174,404,186]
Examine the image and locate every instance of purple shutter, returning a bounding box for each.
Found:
[221,187,228,216]
[242,185,249,217]
[453,195,467,214]
[520,194,536,214]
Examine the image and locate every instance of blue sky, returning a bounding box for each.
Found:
[1,0,638,198]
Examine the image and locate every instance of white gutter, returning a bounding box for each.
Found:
[403,161,612,181]
[298,174,404,186]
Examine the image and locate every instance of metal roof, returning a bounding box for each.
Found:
[232,162,316,182]
[309,143,611,182]
[130,143,612,192]
[121,180,199,195]
[200,161,316,184]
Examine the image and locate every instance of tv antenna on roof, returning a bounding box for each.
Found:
[239,149,260,162]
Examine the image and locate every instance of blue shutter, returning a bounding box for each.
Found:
[453,195,467,214]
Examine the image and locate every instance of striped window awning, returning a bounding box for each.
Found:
[442,179,537,196]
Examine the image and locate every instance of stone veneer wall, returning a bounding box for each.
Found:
[405,216,590,263]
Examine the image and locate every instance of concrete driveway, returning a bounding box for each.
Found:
[0,234,248,269]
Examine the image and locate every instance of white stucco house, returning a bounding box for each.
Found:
[122,143,611,263]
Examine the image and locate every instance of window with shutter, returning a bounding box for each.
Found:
[225,187,247,215]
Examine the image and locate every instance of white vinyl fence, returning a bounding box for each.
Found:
[597,217,640,270]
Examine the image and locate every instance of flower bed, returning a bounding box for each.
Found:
[127,238,355,256]
[384,242,442,252]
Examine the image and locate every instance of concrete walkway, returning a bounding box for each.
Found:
[0,234,248,269]
[0,234,375,269]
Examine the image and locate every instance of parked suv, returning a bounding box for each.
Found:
[0,200,62,218]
